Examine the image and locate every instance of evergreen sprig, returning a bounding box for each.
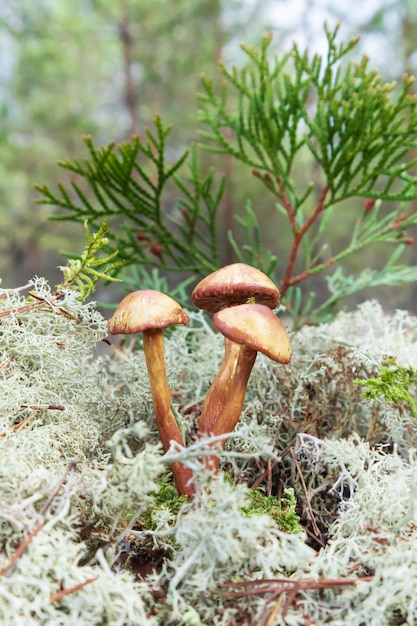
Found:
[200,24,417,203]
[37,25,417,325]
[37,116,222,277]
[198,22,417,323]
[57,220,123,301]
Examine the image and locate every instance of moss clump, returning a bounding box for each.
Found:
[138,479,302,536]
[138,479,190,534]
[354,358,417,419]
[242,487,302,534]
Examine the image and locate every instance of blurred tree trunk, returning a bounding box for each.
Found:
[119,0,138,137]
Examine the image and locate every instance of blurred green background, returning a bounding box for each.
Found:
[1,0,417,313]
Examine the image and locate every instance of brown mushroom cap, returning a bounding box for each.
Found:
[191,263,280,313]
[213,303,291,363]
[108,289,189,335]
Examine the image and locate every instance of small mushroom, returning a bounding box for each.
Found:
[108,289,194,497]
[199,303,291,470]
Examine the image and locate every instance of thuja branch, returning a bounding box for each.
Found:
[36,25,417,323]
[199,23,417,323]
[36,117,224,279]
[277,181,330,297]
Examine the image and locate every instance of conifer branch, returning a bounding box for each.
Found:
[36,25,417,324]
[198,23,417,323]
[37,118,222,280]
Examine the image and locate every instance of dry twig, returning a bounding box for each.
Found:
[49,576,99,604]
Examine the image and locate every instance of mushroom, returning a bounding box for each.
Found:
[199,303,291,470]
[108,289,194,497]
[191,264,290,471]
[192,262,280,313]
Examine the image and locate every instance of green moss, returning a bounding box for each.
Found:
[354,358,417,419]
[139,478,190,532]
[241,487,303,534]
[136,478,302,536]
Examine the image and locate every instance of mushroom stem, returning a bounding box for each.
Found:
[198,339,257,471]
[143,329,195,497]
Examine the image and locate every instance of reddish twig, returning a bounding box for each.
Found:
[0,354,14,370]
[219,574,374,597]
[0,282,34,299]
[50,576,99,604]
[20,404,65,411]
[0,459,80,578]
[0,521,45,578]
[277,182,329,297]
[263,593,284,626]
[39,459,80,516]
[0,406,66,439]
[27,291,81,322]
[0,410,39,438]
[282,255,335,290]
[0,291,80,323]
[0,300,46,318]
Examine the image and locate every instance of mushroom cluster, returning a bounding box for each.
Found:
[108,264,292,497]
[192,264,291,471]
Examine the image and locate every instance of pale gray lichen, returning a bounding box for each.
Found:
[2,284,417,625]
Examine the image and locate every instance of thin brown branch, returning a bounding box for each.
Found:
[0,354,14,370]
[219,574,374,597]
[0,406,66,438]
[279,184,329,297]
[0,299,46,318]
[0,460,81,578]
[0,292,72,320]
[27,291,81,322]
[249,435,300,489]
[263,593,284,626]
[39,459,80,516]
[20,404,65,411]
[300,185,330,237]
[50,576,99,604]
[284,256,335,289]
[290,447,320,538]
[0,410,38,438]
[276,178,296,227]
[0,281,34,299]
[304,525,327,549]
[0,521,45,578]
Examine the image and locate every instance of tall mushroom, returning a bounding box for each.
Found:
[201,303,291,470]
[211,303,291,434]
[191,264,290,471]
[108,289,194,497]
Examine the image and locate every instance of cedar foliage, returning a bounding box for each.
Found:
[37,24,417,325]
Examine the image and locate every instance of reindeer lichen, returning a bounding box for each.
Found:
[2,277,417,624]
